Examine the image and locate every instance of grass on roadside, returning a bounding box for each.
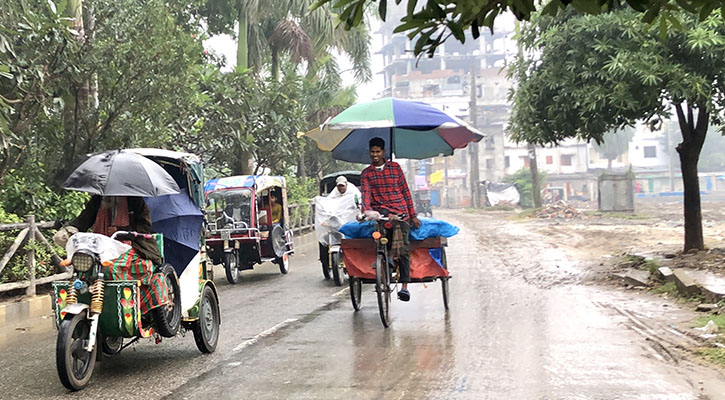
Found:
[650,282,678,296]
[697,348,725,366]
[510,208,542,220]
[694,313,725,329]
[582,210,650,220]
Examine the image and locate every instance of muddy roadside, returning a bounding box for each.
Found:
[456,199,725,373]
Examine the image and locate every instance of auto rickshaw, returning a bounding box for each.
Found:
[317,171,361,284]
[413,188,433,217]
[205,175,294,284]
[52,148,221,391]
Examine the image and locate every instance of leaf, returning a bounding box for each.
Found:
[571,0,602,14]
[447,21,466,42]
[407,0,418,15]
[378,0,387,21]
[47,0,57,15]
[56,0,67,15]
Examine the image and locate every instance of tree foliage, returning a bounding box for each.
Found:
[592,128,635,169]
[508,9,725,250]
[314,0,725,57]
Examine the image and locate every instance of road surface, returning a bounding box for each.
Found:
[0,210,723,399]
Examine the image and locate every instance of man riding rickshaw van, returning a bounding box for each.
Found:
[51,148,221,391]
[205,175,294,284]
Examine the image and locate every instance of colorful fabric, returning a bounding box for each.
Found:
[105,248,169,314]
[301,97,484,164]
[360,162,416,216]
[92,197,130,236]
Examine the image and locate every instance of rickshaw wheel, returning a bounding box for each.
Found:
[101,336,123,356]
[152,264,182,338]
[270,225,286,258]
[192,285,220,353]
[275,253,290,274]
[56,312,96,391]
[349,278,362,311]
[331,252,346,286]
[223,251,241,284]
[375,254,391,328]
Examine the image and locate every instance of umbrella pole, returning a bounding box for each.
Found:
[389,127,394,161]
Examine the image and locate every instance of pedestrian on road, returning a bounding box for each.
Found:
[359,137,421,301]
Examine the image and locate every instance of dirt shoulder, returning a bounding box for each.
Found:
[449,200,725,374]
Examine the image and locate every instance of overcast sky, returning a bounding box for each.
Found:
[203,21,384,102]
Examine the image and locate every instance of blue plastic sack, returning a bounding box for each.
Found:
[339,220,375,239]
[339,217,459,240]
[410,217,460,240]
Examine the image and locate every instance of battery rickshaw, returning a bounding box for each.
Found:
[316,171,361,285]
[205,175,294,284]
[52,148,221,391]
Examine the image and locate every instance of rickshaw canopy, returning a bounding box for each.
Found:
[129,148,205,208]
[205,175,286,194]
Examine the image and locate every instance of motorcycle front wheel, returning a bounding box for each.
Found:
[56,312,97,391]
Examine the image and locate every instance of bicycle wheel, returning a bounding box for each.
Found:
[441,247,449,310]
[375,253,391,328]
[349,277,362,311]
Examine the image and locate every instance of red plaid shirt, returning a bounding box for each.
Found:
[360,161,416,217]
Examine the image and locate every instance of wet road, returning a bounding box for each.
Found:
[1,210,724,399]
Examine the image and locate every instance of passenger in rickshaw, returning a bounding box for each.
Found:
[360,137,421,302]
[53,195,169,314]
[270,192,282,224]
[329,175,361,200]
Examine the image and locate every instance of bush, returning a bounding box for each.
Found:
[285,176,318,228]
[504,167,546,209]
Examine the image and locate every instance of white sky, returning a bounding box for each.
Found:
[203,21,385,102]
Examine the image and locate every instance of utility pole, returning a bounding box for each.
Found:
[469,59,481,208]
[528,143,542,208]
[667,129,675,191]
[444,158,449,208]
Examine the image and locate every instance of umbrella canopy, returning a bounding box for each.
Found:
[144,192,203,277]
[302,97,484,164]
[62,150,181,197]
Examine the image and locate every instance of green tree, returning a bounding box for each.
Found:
[508,10,725,251]
[504,167,546,208]
[314,0,725,57]
[592,128,635,170]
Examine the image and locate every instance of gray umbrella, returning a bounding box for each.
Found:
[62,150,180,197]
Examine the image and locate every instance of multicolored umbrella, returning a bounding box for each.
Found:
[301,97,484,164]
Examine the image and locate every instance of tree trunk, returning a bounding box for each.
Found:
[528,143,541,208]
[236,7,248,71]
[60,0,88,178]
[271,46,280,81]
[674,103,708,252]
[607,157,613,171]
[297,155,306,177]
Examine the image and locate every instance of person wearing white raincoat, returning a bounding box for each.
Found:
[327,175,361,200]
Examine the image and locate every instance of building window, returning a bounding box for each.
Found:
[561,154,573,166]
[485,137,495,149]
[505,156,510,168]
[546,155,553,165]
[519,155,530,168]
[486,159,494,170]
[644,146,657,158]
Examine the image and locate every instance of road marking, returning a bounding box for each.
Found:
[232,318,298,353]
[230,287,348,354]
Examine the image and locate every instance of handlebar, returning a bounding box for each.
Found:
[358,213,408,222]
[111,231,153,241]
